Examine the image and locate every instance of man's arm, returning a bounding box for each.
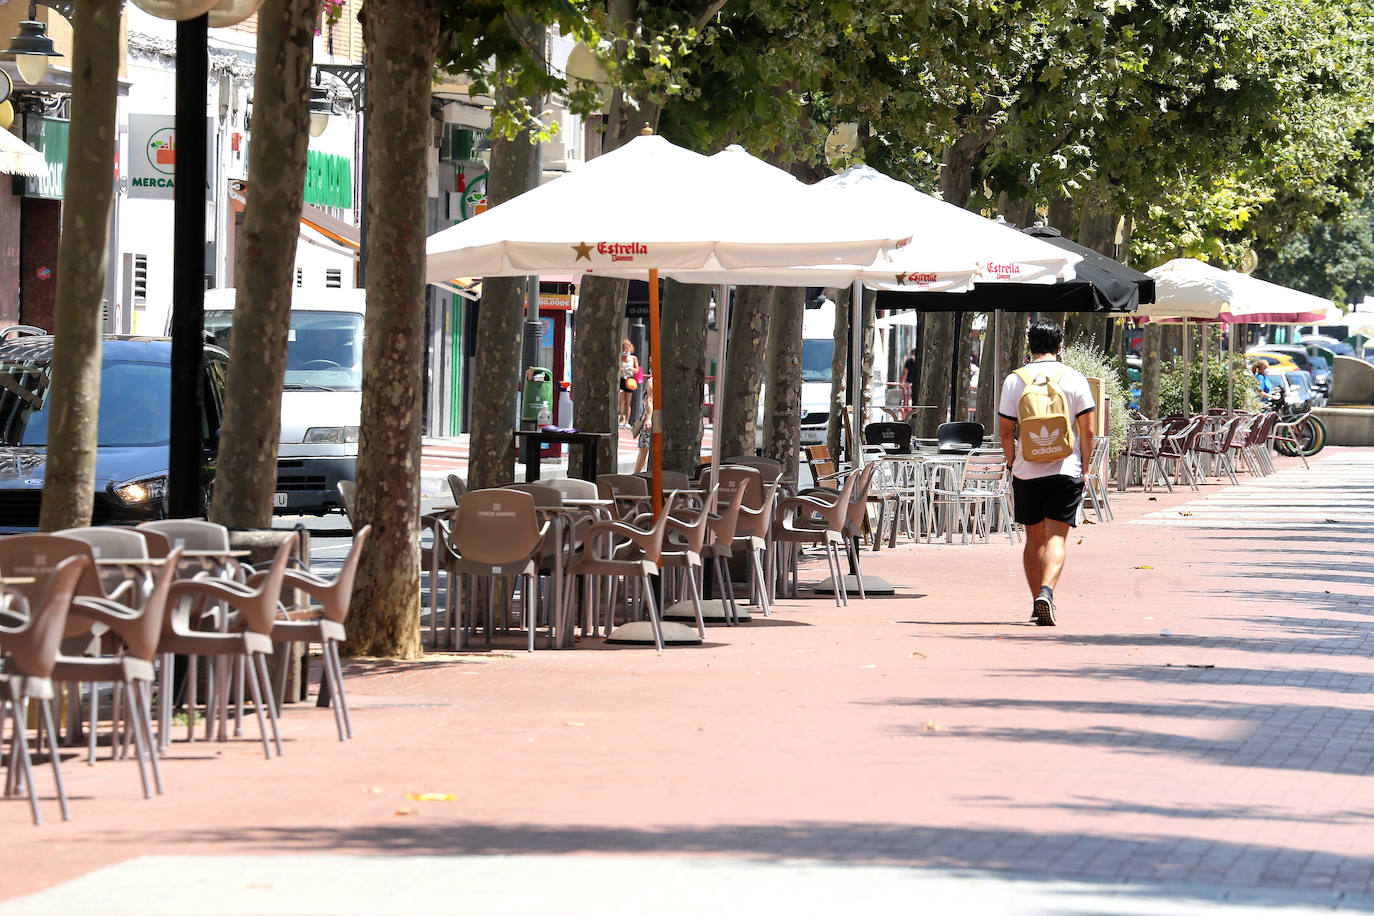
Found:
[1076,410,1095,478]
[998,415,1017,468]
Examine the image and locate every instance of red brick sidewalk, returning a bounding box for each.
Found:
[5,448,1373,906]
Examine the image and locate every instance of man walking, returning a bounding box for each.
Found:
[997,320,1096,625]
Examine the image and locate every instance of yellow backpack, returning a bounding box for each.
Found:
[1014,364,1075,462]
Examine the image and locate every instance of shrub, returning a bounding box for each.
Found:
[1060,340,1129,458]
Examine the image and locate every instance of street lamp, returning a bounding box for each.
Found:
[4,2,71,85]
[311,61,367,283]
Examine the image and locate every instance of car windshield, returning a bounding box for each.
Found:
[802,339,833,383]
[0,359,171,447]
[1309,355,1330,371]
[205,309,362,391]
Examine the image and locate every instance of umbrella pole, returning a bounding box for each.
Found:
[650,269,663,515]
[709,283,728,507]
[947,314,961,424]
[1202,323,1210,417]
[1182,319,1191,414]
[852,279,865,469]
[1227,323,1236,415]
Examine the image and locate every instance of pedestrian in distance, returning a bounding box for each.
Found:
[997,320,1096,626]
[618,339,639,428]
[902,347,919,404]
[633,373,654,473]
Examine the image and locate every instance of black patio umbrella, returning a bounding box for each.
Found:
[871,225,1155,419]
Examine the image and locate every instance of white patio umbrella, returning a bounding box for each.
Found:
[1141,258,1335,414]
[425,132,913,523]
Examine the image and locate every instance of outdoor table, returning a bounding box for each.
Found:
[513,430,611,483]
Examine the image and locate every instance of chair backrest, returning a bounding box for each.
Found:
[803,445,838,486]
[961,455,1008,487]
[115,546,185,659]
[703,464,765,512]
[503,482,564,508]
[314,525,370,624]
[138,518,231,552]
[446,474,468,502]
[667,486,716,555]
[704,481,749,546]
[864,422,913,453]
[56,525,153,598]
[635,469,691,492]
[937,421,984,453]
[0,534,110,611]
[546,477,598,500]
[337,479,357,518]
[54,526,149,560]
[134,527,173,559]
[597,474,648,499]
[723,455,783,478]
[0,554,88,678]
[452,489,543,567]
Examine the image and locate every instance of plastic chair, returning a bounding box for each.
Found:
[563,494,678,650]
[443,490,551,652]
[160,537,297,759]
[659,487,718,637]
[51,547,184,799]
[545,477,598,500]
[0,555,88,824]
[446,474,468,503]
[936,421,984,454]
[864,422,913,455]
[263,526,370,741]
[699,484,750,625]
[773,472,858,607]
[55,526,155,599]
[337,480,357,521]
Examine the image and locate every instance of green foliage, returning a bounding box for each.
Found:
[1059,340,1127,459]
[1255,196,1374,305]
[1156,350,1260,417]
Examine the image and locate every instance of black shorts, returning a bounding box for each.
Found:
[620,378,633,392]
[1012,474,1085,527]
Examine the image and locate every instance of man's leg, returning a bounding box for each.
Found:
[1038,519,1071,592]
[1022,521,1045,599]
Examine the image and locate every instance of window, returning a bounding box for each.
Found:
[325,268,342,289]
[132,254,148,304]
[295,267,303,288]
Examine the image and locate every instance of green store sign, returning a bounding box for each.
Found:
[22,117,68,200]
[304,150,352,209]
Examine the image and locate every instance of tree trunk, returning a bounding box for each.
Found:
[762,286,803,485]
[915,312,953,437]
[716,285,773,459]
[825,286,849,458]
[467,62,541,489]
[208,0,317,529]
[660,279,709,476]
[954,311,975,422]
[975,313,994,431]
[1141,323,1162,418]
[1046,193,1075,235]
[1065,193,1115,349]
[343,0,437,659]
[571,275,627,474]
[38,0,120,532]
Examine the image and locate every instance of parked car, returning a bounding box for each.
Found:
[1305,353,1333,396]
[0,335,227,530]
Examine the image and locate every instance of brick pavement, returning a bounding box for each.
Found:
[3,448,1374,912]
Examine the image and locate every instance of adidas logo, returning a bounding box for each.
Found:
[1029,426,1058,447]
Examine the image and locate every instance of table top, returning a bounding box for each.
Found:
[179,549,252,559]
[562,498,614,507]
[94,557,166,567]
[0,576,36,585]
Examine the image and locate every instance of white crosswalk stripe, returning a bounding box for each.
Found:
[1130,452,1374,530]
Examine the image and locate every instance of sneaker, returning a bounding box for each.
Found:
[1029,602,1039,623]
[1033,595,1056,626]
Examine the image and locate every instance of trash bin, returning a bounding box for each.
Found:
[522,367,554,426]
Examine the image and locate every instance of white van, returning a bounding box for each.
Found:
[797,297,887,445]
[201,288,364,515]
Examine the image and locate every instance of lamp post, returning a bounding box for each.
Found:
[310,61,367,285]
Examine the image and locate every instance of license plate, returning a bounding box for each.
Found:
[273,492,289,508]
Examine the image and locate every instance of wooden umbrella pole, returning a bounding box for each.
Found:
[650,268,664,515]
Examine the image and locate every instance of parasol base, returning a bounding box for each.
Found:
[604,620,703,646]
[811,575,894,596]
[662,599,751,624]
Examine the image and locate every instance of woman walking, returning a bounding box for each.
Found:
[618,339,640,427]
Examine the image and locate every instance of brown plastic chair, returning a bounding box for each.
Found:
[545,477,598,500]
[443,490,551,652]
[702,465,780,616]
[597,474,651,521]
[700,485,749,625]
[660,486,718,637]
[55,526,155,598]
[563,493,678,650]
[51,547,184,799]
[160,536,297,759]
[773,471,859,608]
[0,554,88,824]
[259,526,370,741]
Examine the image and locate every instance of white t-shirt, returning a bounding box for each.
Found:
[998,359,1096,480]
